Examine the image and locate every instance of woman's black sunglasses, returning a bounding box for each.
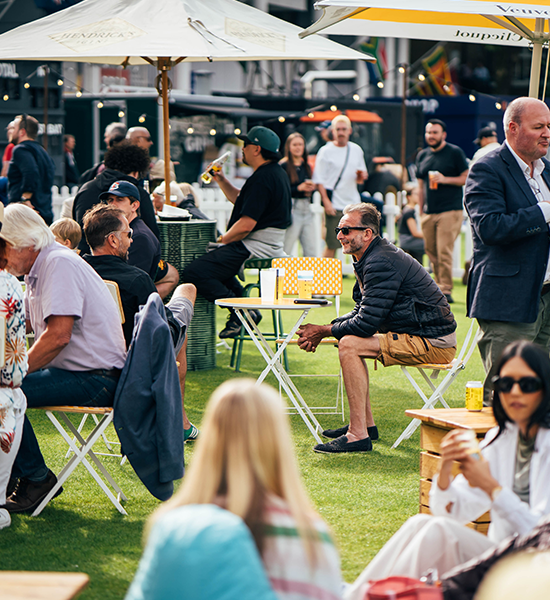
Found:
[492,375,543,394]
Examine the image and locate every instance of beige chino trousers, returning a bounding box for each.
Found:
[421,210,463,295]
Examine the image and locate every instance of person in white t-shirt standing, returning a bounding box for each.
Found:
[313,115,368,258]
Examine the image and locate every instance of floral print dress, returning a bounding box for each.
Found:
[0,270,28,454]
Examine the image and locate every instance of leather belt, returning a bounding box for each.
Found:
[87,368,121,378]
[542,283,550,297]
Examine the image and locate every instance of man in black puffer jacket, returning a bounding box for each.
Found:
[298,203,457,454]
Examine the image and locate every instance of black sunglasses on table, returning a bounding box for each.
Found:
[492,375,543,394]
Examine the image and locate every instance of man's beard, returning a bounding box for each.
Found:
[428,139,443,150]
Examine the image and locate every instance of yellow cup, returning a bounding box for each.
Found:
[276,268,285,299]
[466,381,483,412]
[297,270,313,300]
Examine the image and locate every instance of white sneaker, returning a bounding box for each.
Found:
[0,508,11,530]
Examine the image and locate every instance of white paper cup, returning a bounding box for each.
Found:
[260,268,277,302]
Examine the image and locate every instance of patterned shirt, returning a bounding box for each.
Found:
[0,270,28,453]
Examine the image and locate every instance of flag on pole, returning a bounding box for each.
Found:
[420,45,457,96]
[359,37,387,83]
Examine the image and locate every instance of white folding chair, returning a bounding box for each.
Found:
[104,280,125,324]
[32,406,127,516]
[392,320,480,448]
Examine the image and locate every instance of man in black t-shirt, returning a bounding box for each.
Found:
[182,126,291,339]
[100,180,179,300]
[81,204,199,441]
[416,119,469,302]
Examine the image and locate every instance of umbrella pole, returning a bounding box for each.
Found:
[43,64,49,152]
[400,63,407,193]
[159,57,172,204]
[529,19,545,98]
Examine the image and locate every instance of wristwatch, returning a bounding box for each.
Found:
[217,235,223,243]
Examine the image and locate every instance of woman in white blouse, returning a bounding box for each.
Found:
[346,340,550,599]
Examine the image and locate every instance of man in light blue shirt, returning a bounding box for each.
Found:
[0,204,126,514]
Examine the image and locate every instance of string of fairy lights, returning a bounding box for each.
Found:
[1,59,521,132]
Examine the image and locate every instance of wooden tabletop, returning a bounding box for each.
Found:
[405,408,497,433]
[0,572,89,600]
[215,297,332,310]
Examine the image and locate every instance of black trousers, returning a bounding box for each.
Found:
[182,241,251,304]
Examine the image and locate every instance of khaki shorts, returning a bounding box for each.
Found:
[376,332,456,367]
[325,211,344,250]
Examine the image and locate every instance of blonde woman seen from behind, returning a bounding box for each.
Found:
[126,379,342,600]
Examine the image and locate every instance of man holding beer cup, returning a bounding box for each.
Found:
[415,119,469,303]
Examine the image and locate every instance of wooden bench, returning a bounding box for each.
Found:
[0,571,89,600]
[405,408,497,535]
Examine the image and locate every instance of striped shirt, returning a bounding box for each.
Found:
[262,496,343,600]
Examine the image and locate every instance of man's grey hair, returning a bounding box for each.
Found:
[105,122,127,139]
[502,97,549,133]
[503,98,527,132]
[126,126,150,140]
[343,203,381,236]
[2,204,55,250]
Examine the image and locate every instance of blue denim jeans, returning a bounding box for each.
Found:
[12,368,120,480]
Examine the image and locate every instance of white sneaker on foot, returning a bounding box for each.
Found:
[0,508,11,530]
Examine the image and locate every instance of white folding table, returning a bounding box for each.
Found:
[215,297,332,443]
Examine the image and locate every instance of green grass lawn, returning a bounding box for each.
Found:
[0,275,485,599]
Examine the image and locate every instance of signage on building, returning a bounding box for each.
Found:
[0,63,19,79]
[38,123,64,135]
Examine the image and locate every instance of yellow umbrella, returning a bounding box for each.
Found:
[302,1,550,97]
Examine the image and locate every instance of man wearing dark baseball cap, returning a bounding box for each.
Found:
[471,126,499,165]
[183,126,291,339]
[100,180,179,299]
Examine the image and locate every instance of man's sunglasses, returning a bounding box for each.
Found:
[334,226,369,236]
[492,375,543,394]
[105,228,133,240]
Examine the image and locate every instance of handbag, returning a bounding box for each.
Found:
[325,144,350,202]
[364,576,442,600]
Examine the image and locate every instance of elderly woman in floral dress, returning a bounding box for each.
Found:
[0,204,28,530]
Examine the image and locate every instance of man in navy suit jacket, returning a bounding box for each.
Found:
[465,97,550,404]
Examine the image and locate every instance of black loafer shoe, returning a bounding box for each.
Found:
[3,469,62,514]
[444,294,454,304]
[322,425,379,441]
[314,435,372,454]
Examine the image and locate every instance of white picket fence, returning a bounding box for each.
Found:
[52,183,472,278]
[52,185,78,221]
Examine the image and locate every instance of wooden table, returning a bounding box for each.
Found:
[405,408,497,534]
[0,572,89,600]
